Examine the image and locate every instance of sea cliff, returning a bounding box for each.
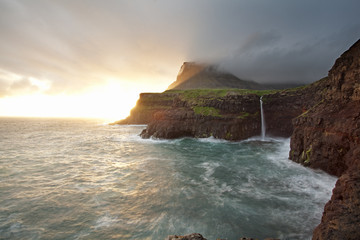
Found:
[289,39,360,240]
[114,85,320,140]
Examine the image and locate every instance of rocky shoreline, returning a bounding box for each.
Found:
[114,39,360,239]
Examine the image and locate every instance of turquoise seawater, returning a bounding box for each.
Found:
[0,118,337,240]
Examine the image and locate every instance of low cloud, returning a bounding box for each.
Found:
[10,78,39,92]
[0,79,9,97]
[0,77,40,97]
[0,0,359,97]
[218,26,360,83]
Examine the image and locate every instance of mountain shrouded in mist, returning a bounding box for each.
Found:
[167,62,264,90]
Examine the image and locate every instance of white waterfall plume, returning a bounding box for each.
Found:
[260,96,266,140]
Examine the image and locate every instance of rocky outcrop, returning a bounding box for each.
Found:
[113,84,321,140]
[138,84,324,140]
[113,80,323,139]
[290,40,360,176]
[261,81,325,137]
[167,62,264,90]
[136,86,318,140]
[289,39,360,239]
[290,97,360,176]
[140,91,261,140]
[312,169,360,240]
[165,233,279,240]
[111,92,174,125]
[165,233,207,240]
[290,39,360,175]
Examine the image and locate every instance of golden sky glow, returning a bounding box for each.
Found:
[0,1,359,120]
[0,79,166,122]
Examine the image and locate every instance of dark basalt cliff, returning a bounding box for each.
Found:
[137,84,323,140]
[115,86,318,140]
[113,83,321,136]
[140,90,261,140]
[289,39,360,240]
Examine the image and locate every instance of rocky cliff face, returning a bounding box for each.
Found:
[137,84,323,140]
[140,91,261,140]
[114,84,320,140]
[289,39,360,239]
[111,92,174,124]
[131,87,317,140]
[261,81,324,137]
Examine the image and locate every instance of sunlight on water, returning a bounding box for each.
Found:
[0,118,337,239]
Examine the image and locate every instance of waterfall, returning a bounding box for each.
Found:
[260,96,266,140]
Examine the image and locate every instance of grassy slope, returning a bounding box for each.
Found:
[133,82,314,119]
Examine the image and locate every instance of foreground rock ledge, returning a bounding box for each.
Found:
[165,233,279,240]
[165,233,206,240]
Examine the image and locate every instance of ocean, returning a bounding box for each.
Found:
[0,118,337,240]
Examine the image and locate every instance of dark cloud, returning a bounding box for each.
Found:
[0,0,359,97]
[218,25,360,83]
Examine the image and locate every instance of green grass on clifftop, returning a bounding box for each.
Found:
[165,88,279,99]
[193,106,221,117]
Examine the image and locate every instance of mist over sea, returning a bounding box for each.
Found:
[0,118,336,240]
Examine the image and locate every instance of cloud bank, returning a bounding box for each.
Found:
[0,0,359,97]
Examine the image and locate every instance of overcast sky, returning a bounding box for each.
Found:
[1,0,360,98]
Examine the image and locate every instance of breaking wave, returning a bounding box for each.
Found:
[0,119,337,240]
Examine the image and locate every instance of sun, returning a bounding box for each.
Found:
[75,80,142,121]
[0,80,151,122]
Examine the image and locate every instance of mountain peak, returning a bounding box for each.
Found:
[167,62,264,90]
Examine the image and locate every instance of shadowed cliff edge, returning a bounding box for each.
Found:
[113,39,360,239]
[289,39,360,240]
